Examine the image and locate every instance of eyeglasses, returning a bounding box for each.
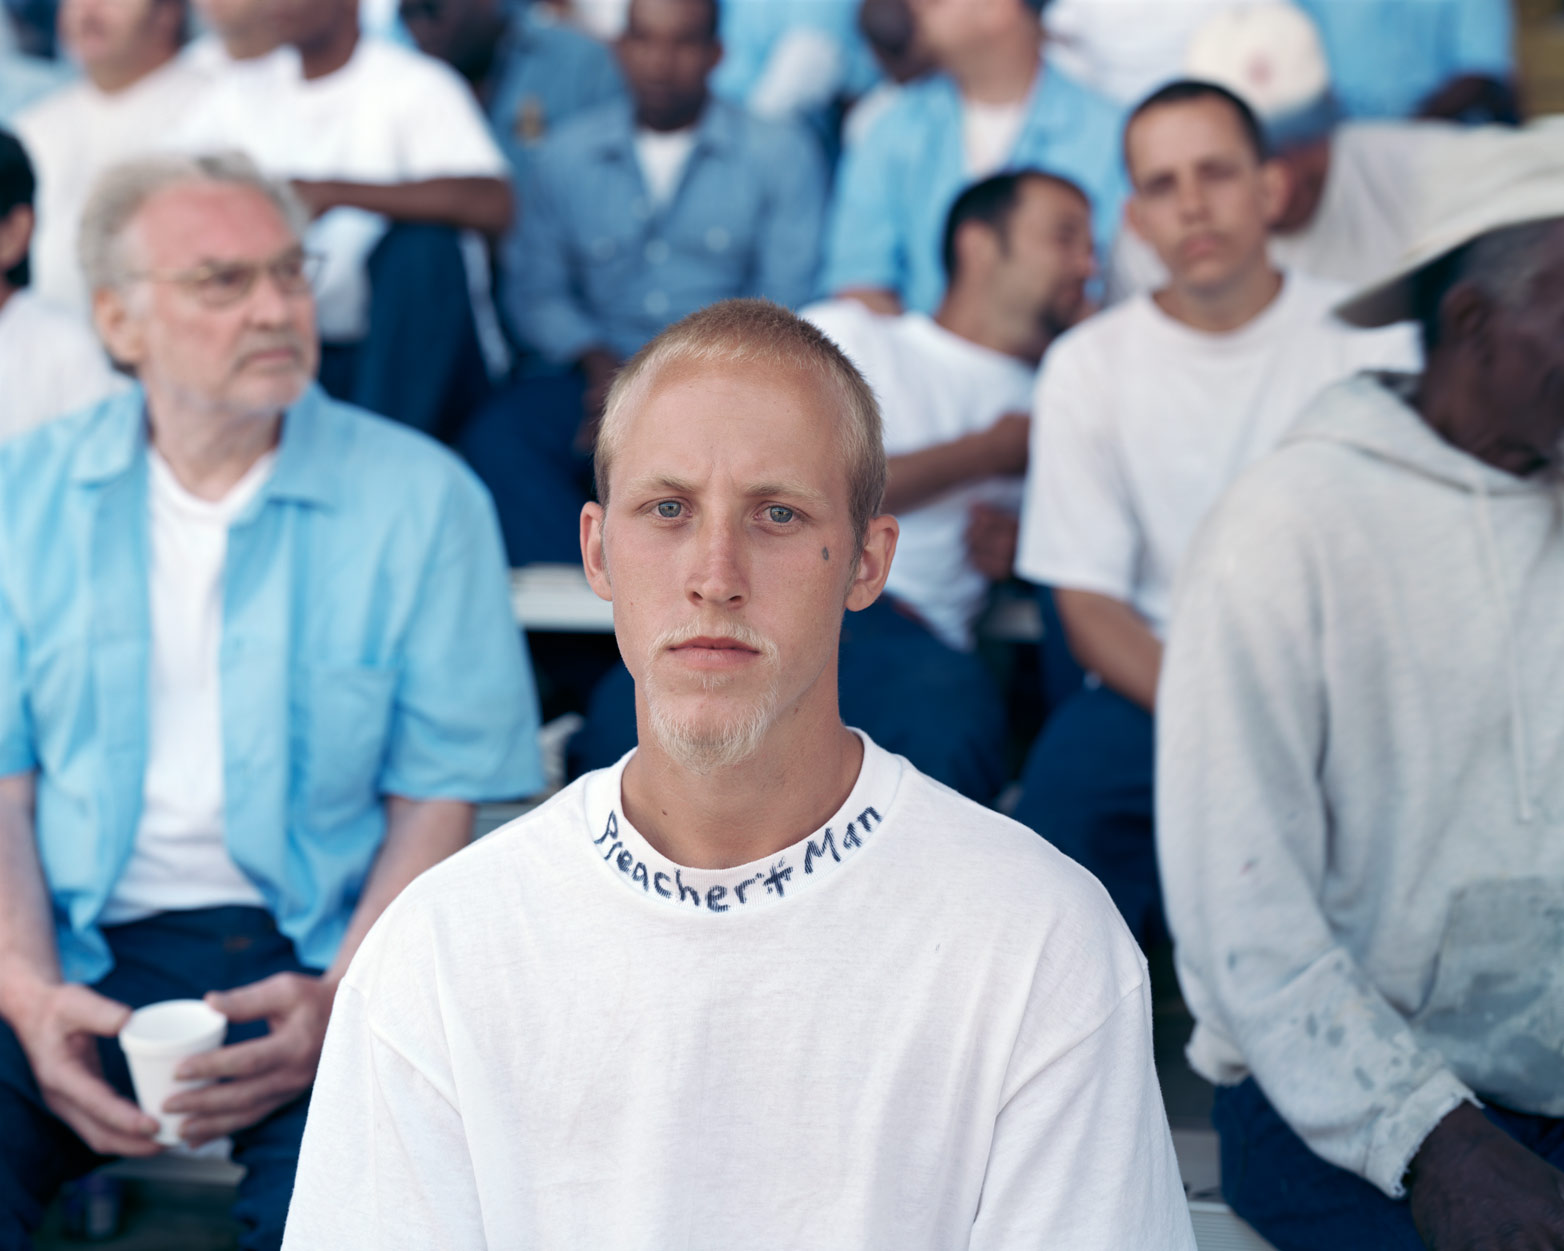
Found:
[127,250,324,310]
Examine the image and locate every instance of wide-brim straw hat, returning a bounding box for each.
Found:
[1336,121,1564,328]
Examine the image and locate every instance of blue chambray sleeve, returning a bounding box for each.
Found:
[0,562,34,778]
[379,468,543,802]
[505,152,607,363]
[753,121,828,309]
[1451,0,1515,77]
[821,111,906,298]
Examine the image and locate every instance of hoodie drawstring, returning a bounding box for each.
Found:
[1472,476,1535,822]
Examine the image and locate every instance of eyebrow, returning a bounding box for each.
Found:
[622,474,832,507]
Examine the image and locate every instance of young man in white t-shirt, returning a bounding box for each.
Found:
[1012,80,1418,945]
[284,299,1198,1251]
[0,129,124,443]
[178,0,513,435]
[15,0,210,317]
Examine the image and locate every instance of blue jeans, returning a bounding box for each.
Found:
[1214,1077,1564,1251]
[457,369,594,568]
[318,223,493,442]
[1011,683,1163,947]
[569,595,1009,803]
[0,908,317,1251]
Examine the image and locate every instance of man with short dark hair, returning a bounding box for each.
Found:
[1159,124,1564,1251]
[0,128,123,442]
[284,298,1195,1249]
[824,0,1124,315]
[0,153,540,1250]
[464,0,827,568]
[15,0,207,315]
[1012,80,1417,944]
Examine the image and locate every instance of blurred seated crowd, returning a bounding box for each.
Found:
[2,0,1563,1247]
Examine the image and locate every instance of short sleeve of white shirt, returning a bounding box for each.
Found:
[1017,321,1142,603]
[364,42,507,180]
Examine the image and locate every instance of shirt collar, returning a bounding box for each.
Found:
[592,97,736,159]
[69,382,341,511]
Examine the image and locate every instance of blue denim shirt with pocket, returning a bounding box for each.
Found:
[0,384,543,983]
[505,97,829,362]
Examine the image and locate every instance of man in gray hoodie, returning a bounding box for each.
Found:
[1158,125,1564,1250]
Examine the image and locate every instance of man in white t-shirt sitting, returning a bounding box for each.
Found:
[283,299,1197,1250]
[179,0,514,437]
[0,129,124,443]
[15,0,209,317]
[1012,80,1418,945]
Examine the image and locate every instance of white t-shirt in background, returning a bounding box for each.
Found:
[805,300,1034,651]
[1017,271,1420,635]
[961,97,1028,178]
[0,291,126,443]
[15,57,212,316]
[284,736,1196,1250]
[176,38,507,341]
[633,126,698,210]
[100,448,277,926]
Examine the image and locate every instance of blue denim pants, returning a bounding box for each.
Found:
[1214,1076,1564,1251]
[0,907,316,1251]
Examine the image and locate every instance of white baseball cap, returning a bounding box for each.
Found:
[1183,1,1337,150]
[1336,121,1564,327]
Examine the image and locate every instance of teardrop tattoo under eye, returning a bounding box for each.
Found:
[822,547,830,562]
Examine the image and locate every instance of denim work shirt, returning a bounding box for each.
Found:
[487,5,625,187]
[0,385,543,983]
[1296,0,1514,120]
[506,98,829,362]
[823,64,1127,315]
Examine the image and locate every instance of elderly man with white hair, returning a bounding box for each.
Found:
[1158,126,1564,1250]
[0,152,541,1249]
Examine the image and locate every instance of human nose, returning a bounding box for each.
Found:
[243,265,297,326]
[685,512,749,609]
[1175,175,1208,221]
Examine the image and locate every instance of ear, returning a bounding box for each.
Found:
[92,285,146,368]
[0,205,34,274]
[1257,158,1289,229]
[844,513,899,612]
[581,501,613,602]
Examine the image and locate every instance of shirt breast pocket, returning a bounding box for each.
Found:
[293,662,399,826]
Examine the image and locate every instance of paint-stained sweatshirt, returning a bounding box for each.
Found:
[1158,372,1564,1198]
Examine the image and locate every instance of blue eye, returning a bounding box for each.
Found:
[766,505,795,525]
[656,501,682,518]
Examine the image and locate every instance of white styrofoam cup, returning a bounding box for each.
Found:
[118,999,228,1146]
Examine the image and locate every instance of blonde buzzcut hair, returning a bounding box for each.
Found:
[594,299,887,546]
[77,150,309,296]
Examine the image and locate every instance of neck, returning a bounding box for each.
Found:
[950,30,1039,105]
[88,45,174,94]
[636,97,706,134]
[620,702,863,871]
[1156,259,1283,334]
[144,388,283,501]
[935,286,1052,366]
[297,16,358,80]
[222,29,278,61]
[0,285,14,315]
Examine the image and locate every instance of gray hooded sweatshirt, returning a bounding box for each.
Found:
[1158,372,1564,1198]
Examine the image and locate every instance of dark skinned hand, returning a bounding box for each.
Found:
[1407,1103,1564,1250]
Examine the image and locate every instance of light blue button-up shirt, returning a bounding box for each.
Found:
[1297,0,1513,120]
[0,385,543,984]
[506,97,828,362]
[823,64,1127,315]
[487,5,625,188]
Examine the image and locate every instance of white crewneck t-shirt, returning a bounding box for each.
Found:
[15,57,212,317]
[962,97,1028,179]
[805,300,1035,651]
[634,126,698,210]
[284,735,1196,1249]
[0,291,126,443]
[1017,271,1420,635]
[100,449,277,926]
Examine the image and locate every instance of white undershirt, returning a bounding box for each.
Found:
[961,97,1027,178]
[634,126,698,209]
[100,449,278,926]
